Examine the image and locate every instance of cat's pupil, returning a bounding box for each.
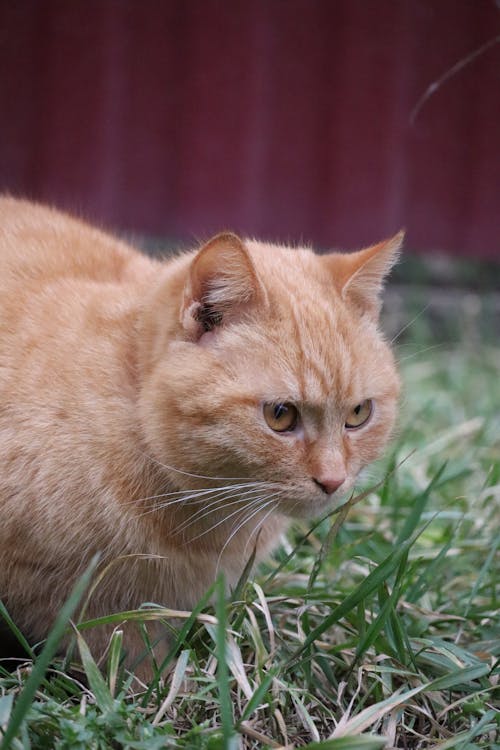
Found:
[354,404,361,415]
[274,404,286,419]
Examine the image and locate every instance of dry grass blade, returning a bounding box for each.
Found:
[152,649,191,726]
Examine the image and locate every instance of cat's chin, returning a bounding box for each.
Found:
[280,488,351,521]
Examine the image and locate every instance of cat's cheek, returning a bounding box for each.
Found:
[344,415,395,469]
[197,329,218,348]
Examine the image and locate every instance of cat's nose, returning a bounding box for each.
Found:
[313,476,346,495]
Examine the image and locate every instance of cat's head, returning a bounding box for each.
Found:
[139,232,402,520]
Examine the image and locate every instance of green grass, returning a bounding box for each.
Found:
[1,340,499,749]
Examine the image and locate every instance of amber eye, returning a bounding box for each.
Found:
[345,399,373,429]
[263,402,299,432]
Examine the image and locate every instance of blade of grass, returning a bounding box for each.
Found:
[430,710,498,750]
[331,684,425,736]
[75,629,114,713]
[263,465,411,587]
[0,554,100,749]
[396,462,447,545]
[152,649,191,726]
[425,663,490,691]
[303,738,387,749]
[462,531,500,621]
[107,629,123,698]
[238,668,277,724]
[0,696,13,730]
[286,539,412,668]
[0,602,34,659]
[77,604,217,631]
[348,551,409,674]
[405,533,456,603]
[215,575,238,750]
[231,532,260,603]
[140,580,218,707]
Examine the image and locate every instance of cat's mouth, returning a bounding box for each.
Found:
[276,481,352,520]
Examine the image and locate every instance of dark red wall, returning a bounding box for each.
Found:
[0,0,499,258]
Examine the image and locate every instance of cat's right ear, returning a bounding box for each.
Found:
[180,233,264,340]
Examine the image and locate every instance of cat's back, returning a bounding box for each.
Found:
[0,196,156,287]
[0,196,158,410]
[0,198,160,516]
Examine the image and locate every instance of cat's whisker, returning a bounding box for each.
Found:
[171,487,262,533]
[184,493,279,544]
[225,489,285,546]
[396,343,444,364]
[134,499,185,519]
[390,304,430,344]
[216,495,282,571]
[181,495,268,542]
[242,503,277,557]
[150,481,269,508]
[139,451,273,484]
[132,481,278,518]
[172,486,268,535]
[121,488,213,512]
[135,489,236,519]
[286,498,302,517]
[126,480,273,507]
[218,502,274,569]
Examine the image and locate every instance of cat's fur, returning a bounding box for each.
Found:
[0,197,401,676]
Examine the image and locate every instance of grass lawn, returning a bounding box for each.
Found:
[1,285,499,749]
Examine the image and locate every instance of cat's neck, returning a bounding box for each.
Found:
[136,252,194,380]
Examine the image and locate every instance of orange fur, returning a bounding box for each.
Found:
[0,197,401,676]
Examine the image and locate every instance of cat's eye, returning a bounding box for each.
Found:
[263,402,299,432]
[345,399,373,429]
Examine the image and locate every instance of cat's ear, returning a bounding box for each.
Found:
[181,232,264,339]
[324,231,403,318]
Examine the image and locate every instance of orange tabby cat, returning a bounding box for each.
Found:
[0,197,401,676]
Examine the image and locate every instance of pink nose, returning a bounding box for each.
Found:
[313,476,346,495]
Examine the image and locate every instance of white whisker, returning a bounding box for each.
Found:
[390,305,430,344]
[216,496,280,572]
[396,343,444,364]
[220,489,285,557]
[132,481,279,518]
[184,495,274,544]
[172,486,267,536]
[225,501,273,553]
[156,482,270,509]
[121,485,226,511]
[127,481,265,506]
[140,451,265,483]
[243,503,277,557]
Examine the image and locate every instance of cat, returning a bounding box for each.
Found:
[0,196,402,679]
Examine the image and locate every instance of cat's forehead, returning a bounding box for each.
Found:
[234,296,382,408]
[246,240,325,286]
[265,307,366,405]
[259,316,393,412]
[231,240,396,405]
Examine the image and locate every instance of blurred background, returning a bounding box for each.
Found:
[0,0,499,341]
[0,3,498,731]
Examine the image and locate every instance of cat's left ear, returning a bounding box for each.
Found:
[181,232,265,339]
[324,231,404,319]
